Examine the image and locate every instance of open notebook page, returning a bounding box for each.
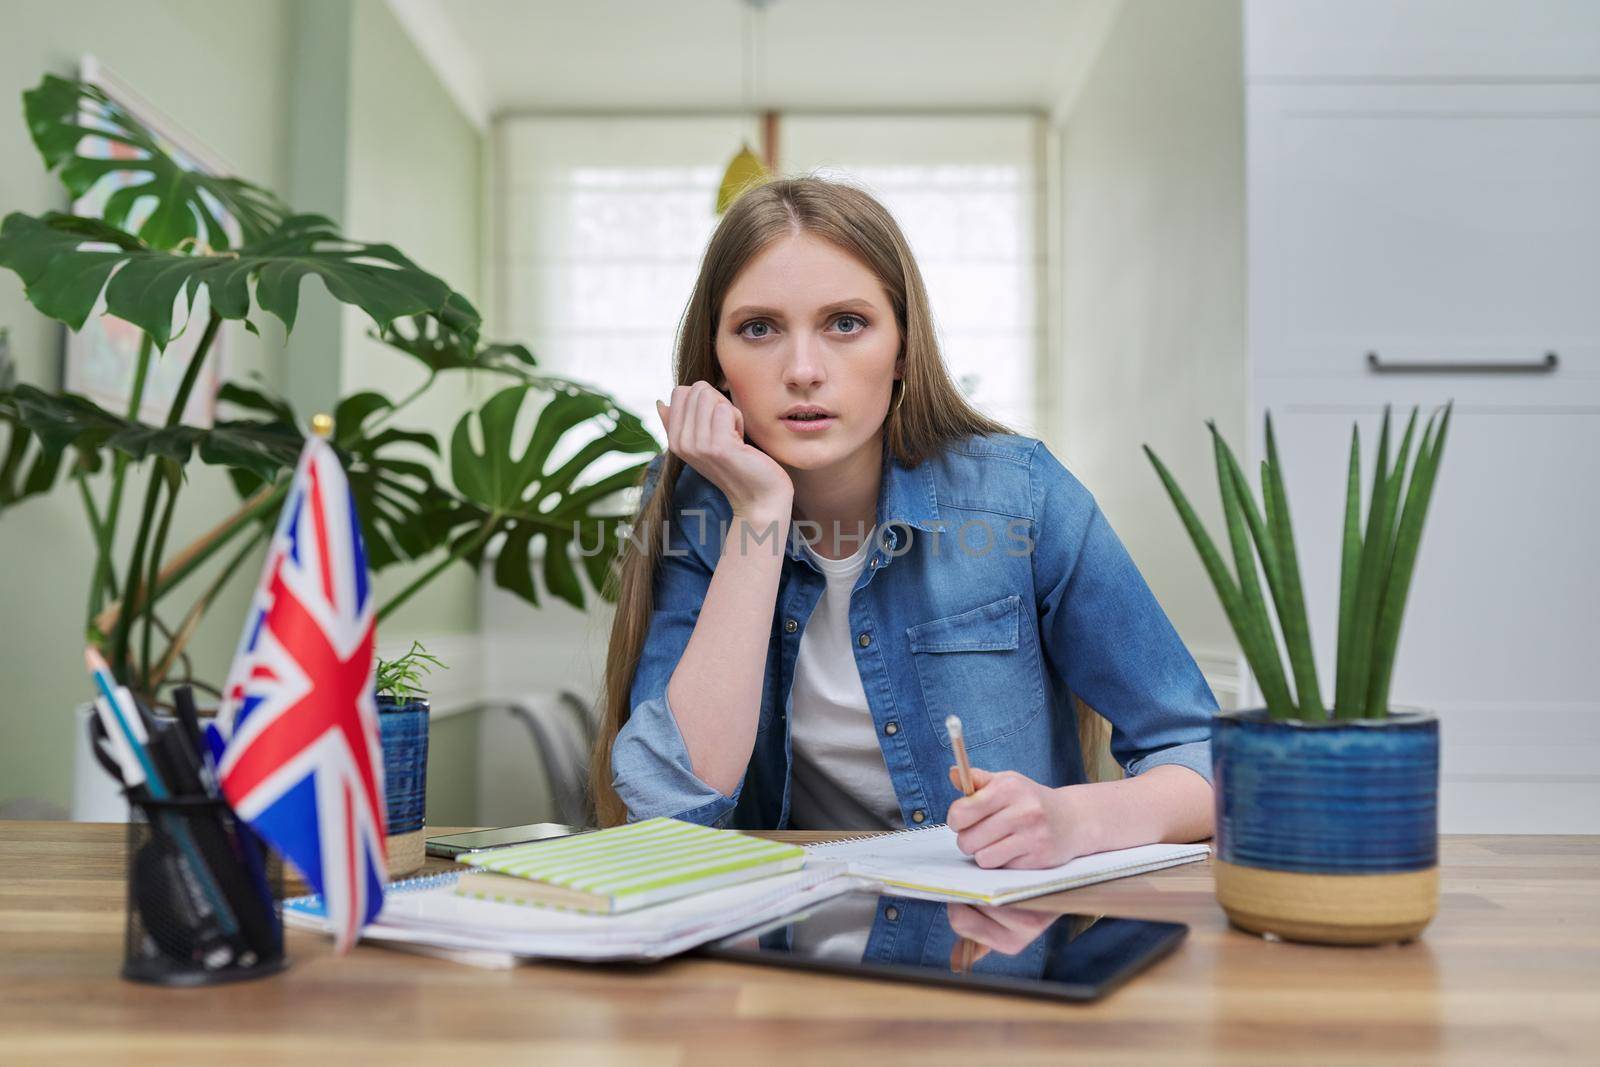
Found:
[808,825,1210,905]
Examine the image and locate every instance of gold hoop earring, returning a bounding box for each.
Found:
[890,382,906,418]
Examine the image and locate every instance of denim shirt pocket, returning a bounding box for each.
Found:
[905,593,1045,751]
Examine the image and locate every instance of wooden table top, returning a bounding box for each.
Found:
[1,822,1596,1066]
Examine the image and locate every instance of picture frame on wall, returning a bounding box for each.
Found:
[61,55,242,428]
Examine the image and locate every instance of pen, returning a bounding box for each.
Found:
[172,686,218,795]
[85,648,161,792]
[954,936,976,974]
[946,714,976,797]
[84,648,244,948]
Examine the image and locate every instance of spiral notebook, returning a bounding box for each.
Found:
[807,824,1210,905]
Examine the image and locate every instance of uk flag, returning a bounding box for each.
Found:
[214,433,387,954]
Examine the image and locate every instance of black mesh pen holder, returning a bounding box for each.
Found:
[123,791,288,986]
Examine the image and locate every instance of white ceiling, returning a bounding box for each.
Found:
[387,0,1121,128]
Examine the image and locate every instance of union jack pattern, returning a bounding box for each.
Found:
[215,434,387,954]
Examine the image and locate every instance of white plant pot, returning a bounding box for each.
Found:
[71,702,132,822]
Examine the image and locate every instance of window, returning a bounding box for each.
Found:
[494,112,1044,503]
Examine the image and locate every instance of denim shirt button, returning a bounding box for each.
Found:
[784,618,798,633]
[884,905,900,922]
[884,721,898,736]
[858,632,871,647]
[911,809,926,823]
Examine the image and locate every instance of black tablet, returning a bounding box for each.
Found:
[697,890,1186,1003]
[424,822,590,858]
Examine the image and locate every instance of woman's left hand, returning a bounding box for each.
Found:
[945,766,1098,868]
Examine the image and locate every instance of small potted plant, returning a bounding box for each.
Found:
[374,641,446,877]
[1145,403,1451,945]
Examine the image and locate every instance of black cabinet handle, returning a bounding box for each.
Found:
[1366,351,1559,374]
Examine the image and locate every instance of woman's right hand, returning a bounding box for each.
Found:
[656,382,793,518]
[947,903,1056,970]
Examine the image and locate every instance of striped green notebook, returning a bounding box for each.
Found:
[454,817,806,914]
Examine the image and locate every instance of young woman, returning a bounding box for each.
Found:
[591,177,1216,871]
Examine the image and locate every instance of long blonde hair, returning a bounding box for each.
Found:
[589,175,1101,826]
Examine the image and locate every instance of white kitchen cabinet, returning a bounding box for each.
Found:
[1250,82,1600,388]
[1247,0,1600,82]
[1245,4,1600,831]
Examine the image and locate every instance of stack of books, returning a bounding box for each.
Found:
[284,817,1210,967]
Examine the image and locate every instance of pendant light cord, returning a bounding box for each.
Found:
[741,0,773,150]
[741,0,753,146]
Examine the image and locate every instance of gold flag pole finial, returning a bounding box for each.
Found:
[311,412,334,439]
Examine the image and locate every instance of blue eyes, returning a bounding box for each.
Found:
[736,314,868,341]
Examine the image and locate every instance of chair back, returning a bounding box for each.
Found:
[506,689,598,826]
[1074,696,1124,784]
[424,692,600,828]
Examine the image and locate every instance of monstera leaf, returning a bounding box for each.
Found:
[8,383,301,484]
[333,391,457,570]
[0,211,481,349]
[375,309,540,377]
[375,312,603,396]
[216,379,296,426]
[449,384,657,609]
[24,74,288,251]
[374,315,640,409]
[2,347,74,509]
[219,383,455,572]
[1,387,70,511]
[204,383,304,483]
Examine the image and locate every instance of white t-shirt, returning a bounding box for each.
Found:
[787,526,904,831]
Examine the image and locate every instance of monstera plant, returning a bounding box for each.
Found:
[0,74,655,706]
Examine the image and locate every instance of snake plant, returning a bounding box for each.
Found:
[1145,404,1452,720]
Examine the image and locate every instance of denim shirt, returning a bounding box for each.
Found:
[611,431,1217,829]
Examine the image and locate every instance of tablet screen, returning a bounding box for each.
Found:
[697,890,1186,1003]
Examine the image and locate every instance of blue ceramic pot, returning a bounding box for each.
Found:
[1211,708,1440,944]
[376,694,430,876]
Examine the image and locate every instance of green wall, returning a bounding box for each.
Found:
[0,0,487,814]
[345,0,486,640]
[0,0,295,813]
[343,0,489,825]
